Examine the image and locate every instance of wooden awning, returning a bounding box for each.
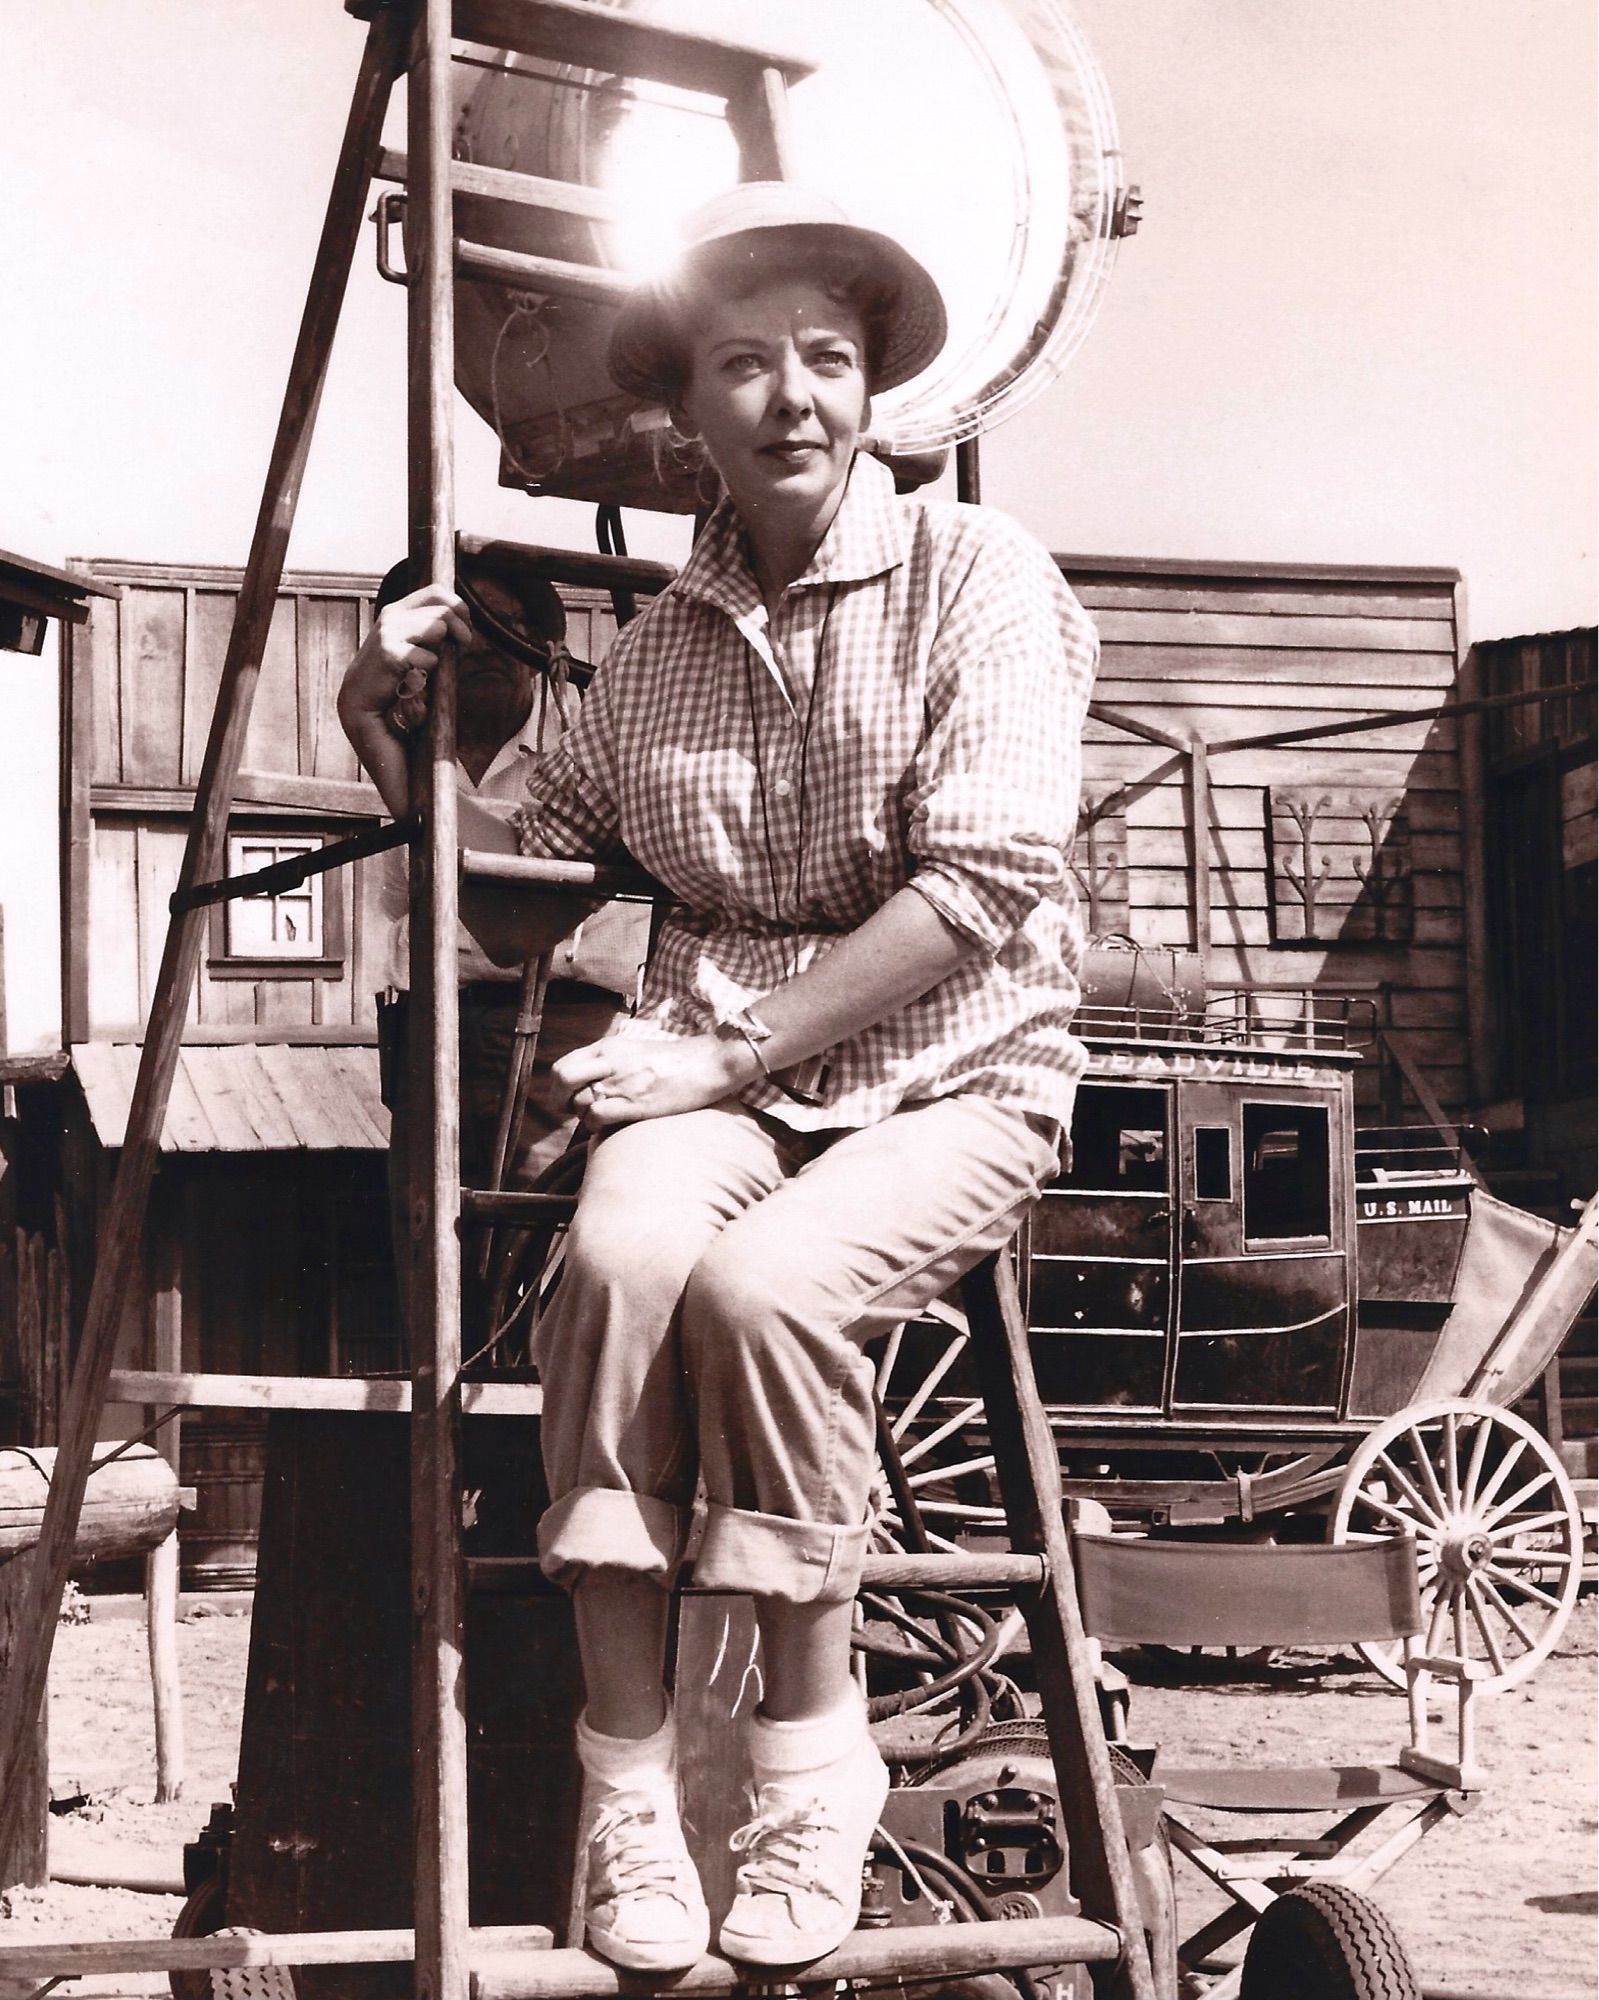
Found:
[71,1042,389,1152]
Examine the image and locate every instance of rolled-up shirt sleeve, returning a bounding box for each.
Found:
[906,518,1097,952]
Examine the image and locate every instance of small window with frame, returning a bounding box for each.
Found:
[1194,1125,1233,1201]
[210,833,343,977]
[1060,1084,1169,1193]
[1242,1102,1331,1242]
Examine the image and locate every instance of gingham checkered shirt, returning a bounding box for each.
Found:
[513,451,1096,1132]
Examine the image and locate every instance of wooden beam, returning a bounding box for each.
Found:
[407,8,469,2000]
[460,850,661,901]
[1058,552,1462,587]
[92,773,386,817]
[380,147,624,224]
[0,8,409,1864]
[962,1252,1157,2000]
[145,1187,185,1803]
[455,240,633,305]
[60,591,97,1044]
[0,1919,1113,1989]
[0,1053,70,1084]
[451,0,814,96]
[0,576,95,626]
[0,1927,555,1982]
[457,536,675,597]
[1189,733,1211,978]
[108,1369,543,1416]
[1088,701,1191,753]
[474,1921,1120,1999]
[1454,586,1495,1106]
[725,66,794,181]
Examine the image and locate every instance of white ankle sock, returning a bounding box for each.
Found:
[748,1692,867,1779]
[576,1704,676,1787]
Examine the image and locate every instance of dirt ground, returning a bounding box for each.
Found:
[2,1594,1594,1999]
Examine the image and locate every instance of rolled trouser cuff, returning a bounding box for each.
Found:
[692,1502,869,1605]
[537,1487,690,1592]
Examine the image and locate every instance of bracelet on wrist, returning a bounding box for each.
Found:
[714,1007,827,1108]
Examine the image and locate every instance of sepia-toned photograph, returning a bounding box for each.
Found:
[1,5,1593,1998]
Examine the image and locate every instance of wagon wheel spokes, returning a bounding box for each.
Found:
[1331,1397,1584,1693]
[897,1397,990,1470]
[1357,1442,1435,1525]
[871,1306,1004,1556]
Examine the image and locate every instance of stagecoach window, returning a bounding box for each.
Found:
[1242,1103,1331,1241]
[1061,1085,1168,1192]
[1194,1126,1232,1201]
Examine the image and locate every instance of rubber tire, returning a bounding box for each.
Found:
[169,1872,226,2000]
[1238,1884,1420,2000]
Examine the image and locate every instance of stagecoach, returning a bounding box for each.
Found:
[869,945,1593,1695]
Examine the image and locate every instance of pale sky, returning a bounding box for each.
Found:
[0,0,1594,1046]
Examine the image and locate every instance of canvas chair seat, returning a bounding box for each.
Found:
[1071,1528,1486,1998]
[1155,1761,1446,1814]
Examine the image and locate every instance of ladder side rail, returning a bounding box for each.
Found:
[0,7,408,1862]
[725,67,794,181]
[961,1251,1158,2000]
[451,0,815,96]
[406,4,471,1999]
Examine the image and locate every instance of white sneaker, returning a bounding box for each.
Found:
[583,1783,711,1974]
[718,1732,890,1966]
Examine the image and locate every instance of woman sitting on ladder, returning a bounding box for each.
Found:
[338,182,1097,1976]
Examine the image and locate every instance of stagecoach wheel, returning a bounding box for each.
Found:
[869,1301,1007,1554]
[1237,1883,1420,2000]
[1330,1396,1584,1692]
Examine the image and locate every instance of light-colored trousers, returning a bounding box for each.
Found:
[535,1095,1059,1605]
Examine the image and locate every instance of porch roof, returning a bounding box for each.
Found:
[71,1042,389,1152]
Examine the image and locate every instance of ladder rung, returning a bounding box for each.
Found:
[461,851,663,901]
[452,0,815,98]
[474,1918,1121,1999]
[108,1369,543,1417]
[378,148,623,227]
[461,1188,580,1223]
[466,1554,1048,1595]
[0,1926,555,1983]
[458,535,675,597]
[860,1552,1046,1591]
[456,240,633,306]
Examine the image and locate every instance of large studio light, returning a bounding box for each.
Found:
[451,0,1133,506]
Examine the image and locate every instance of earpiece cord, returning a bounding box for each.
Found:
[741,583,840,1106]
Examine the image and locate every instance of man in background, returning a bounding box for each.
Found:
[340,555,649,1341]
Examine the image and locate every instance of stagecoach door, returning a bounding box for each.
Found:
[1169,1081,1353,1412]
[1024,1080,1175,1411]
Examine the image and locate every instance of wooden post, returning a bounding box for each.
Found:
[1454,581,1496,1105]
[146,1178,186,1803]
[0,9,408,1862]
[962,1252,1156,2000]
[0,1551,47,1890]
[1187,733,1211,981]
[405,7,470,2000]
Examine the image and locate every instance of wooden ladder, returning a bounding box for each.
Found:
[0,7,1155,1999]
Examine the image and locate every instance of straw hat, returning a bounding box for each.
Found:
[607,182,948,404]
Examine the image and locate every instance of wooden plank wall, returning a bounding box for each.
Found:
[1062,561,1468,1121]
[63,562,623,1044]
[67,555,1473,1118]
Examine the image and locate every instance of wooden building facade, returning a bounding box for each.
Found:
[1059,556,1476,1129]
[1,558,628,1583]
[0,544,1497,1583]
